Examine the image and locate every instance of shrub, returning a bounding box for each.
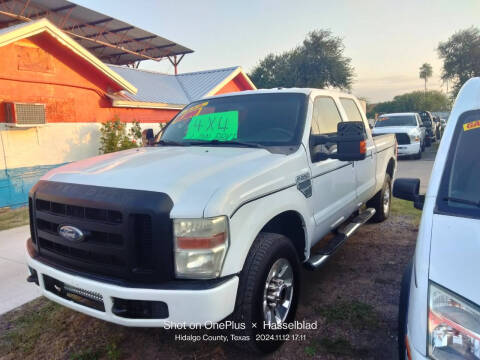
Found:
[99,117,142,154]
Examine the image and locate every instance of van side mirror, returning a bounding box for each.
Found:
[142,129,155,146]
[310,121,367,162]
[393,178,424,210]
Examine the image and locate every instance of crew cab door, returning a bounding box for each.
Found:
[308,96,357,233]
[339,98,376,203]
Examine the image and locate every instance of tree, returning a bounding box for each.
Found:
[368,90,450,117]
[99,117,142,154]
[419,63,433,92]
[249,30,354,90]
[438,27,480,97]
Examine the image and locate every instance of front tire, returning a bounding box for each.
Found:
[367,173,392,222]
[231,232,300,353]
[398,261,413,360]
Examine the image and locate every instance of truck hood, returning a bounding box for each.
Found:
[41,146,300,218]
[429,214,480,306]
[372,126,418,135]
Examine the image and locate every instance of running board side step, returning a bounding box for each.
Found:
[305,208,376,270]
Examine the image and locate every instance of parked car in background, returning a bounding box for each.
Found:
[418,111,436,146]
[25,89,397,353]
[395,77,480,360]
[433,115,443,139]
[373,112,425,159]
[440,118,447,129]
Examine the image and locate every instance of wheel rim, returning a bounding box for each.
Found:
[383,184,391,214]
[263,258,294,325]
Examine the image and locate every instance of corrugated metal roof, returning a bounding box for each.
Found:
[177,67,238,101]
[0,0,193,65]
[0,21,32,36]
[108,65,239,105]
[109,65,188,105]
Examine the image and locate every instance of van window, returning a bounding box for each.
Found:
[436,110,480,219]
[340,98,364,122]
[311,97,343,135]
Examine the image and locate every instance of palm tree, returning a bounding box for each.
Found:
[419,63,433,92]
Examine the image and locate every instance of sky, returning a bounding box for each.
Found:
[75,0,480,103]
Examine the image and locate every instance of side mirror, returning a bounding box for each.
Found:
[393,178,424,210]
[142,129,155,146]
[310,121,367,162]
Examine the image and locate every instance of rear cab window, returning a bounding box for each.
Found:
[436,110,480,219]
[340,98,364,123]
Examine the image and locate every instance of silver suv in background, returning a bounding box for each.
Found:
[372,112,425,159]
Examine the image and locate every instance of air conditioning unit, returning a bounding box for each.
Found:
[4,102,46,127]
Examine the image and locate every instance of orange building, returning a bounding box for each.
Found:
[0,19,256,207]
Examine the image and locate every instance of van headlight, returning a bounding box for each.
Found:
[173,216,229,279]
[428,282,480,359]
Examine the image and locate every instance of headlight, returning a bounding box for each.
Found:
[410,134,420,142]
[173,216,229,279]
[428,282,480,359]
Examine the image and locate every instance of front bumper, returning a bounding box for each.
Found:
[397,142,421,156]
[26,242,239,327]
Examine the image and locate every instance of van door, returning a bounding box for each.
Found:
[339,97,376,204]
[309,96,357,237]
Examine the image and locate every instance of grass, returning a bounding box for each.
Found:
[305,337,369,357]
[0,206,29,231]
[391,198,422,225]
[70,349,102,360]
[315,300,379,329]
[318,337,355,356]
[0,297,123,359]
[0,299,63,355]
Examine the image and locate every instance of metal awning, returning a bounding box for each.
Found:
[0,0,193,67]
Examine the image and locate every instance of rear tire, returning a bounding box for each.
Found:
[231,232,301,353]
[367,174,391,223]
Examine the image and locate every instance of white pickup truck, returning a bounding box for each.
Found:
[25,88,396,353]
[373,112,426,159]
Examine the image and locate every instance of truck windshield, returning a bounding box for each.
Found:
[375,115,417,127]
[160,93,307,148]
[436,110,480,219]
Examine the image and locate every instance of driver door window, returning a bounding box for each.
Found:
[311,97,343,161]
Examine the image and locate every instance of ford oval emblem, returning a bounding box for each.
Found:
[58,225,84,242]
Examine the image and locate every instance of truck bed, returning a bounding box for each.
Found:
[373,133,396,153]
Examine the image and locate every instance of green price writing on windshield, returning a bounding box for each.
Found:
[184,111,239,141]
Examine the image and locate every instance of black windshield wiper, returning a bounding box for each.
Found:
[187,140,265,149]
[155,140,186,146]
[444,197,480,207]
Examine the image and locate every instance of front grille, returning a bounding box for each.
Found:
[38,237,126,267]
[36,199,122,223]
[395,133,410,145]
[29,181,174,285]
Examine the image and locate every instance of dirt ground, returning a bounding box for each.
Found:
[0,211,418,360]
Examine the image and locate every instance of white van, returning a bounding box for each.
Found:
[394,78,480,359]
